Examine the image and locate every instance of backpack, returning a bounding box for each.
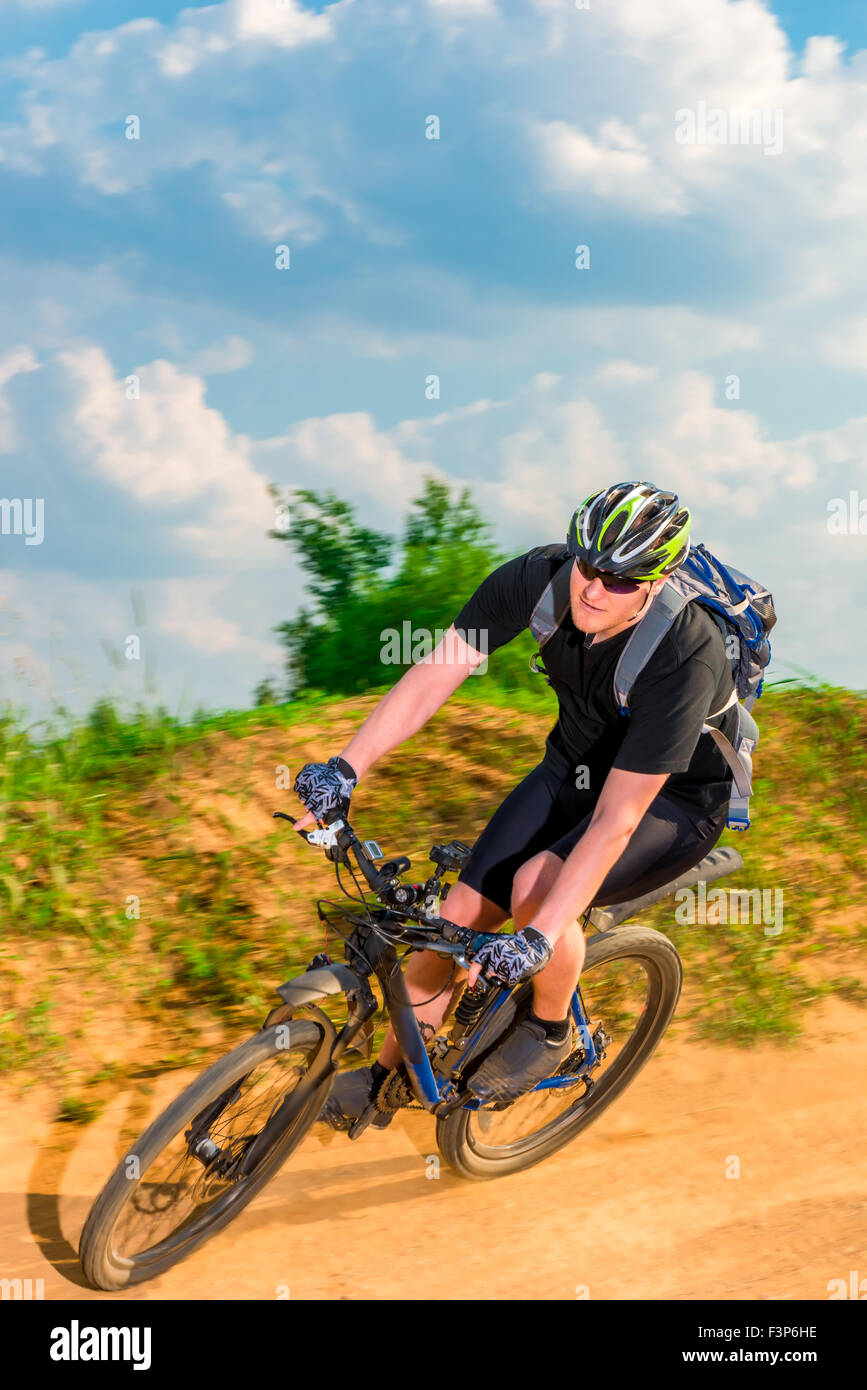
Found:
[527,542,777,831]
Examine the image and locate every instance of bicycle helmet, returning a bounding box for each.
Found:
[567,481,691,580]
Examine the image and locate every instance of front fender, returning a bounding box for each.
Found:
[270,963,378,1061]
[276,963,365,1009]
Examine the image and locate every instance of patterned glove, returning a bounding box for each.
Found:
[470,926,554,987]
[293,756,358,825]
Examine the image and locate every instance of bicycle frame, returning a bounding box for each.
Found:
[378,940,600,1112]
[235,813,603,1167]
[177,809,743,1191]
[274,912,601,1119]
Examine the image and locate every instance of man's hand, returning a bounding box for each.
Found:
[467,926,554,990]
[293,756,358,830]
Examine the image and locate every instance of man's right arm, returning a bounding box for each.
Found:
[293,626,485,828]
[293,546,542,828]
[339,625,486,777]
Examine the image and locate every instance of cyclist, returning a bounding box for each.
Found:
[293,481,737,1129]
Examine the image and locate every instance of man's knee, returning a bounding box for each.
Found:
[407,883,505,985]
[441,880,509,932]
[511,851,562,919]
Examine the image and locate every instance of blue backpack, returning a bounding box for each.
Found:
[527,543,777,830]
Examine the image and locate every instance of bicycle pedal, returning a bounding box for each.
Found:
[347,1099,389,1140]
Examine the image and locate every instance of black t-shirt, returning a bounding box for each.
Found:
[452,545,737,823]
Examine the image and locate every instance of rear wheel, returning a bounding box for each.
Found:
[436,926,682,1180]
[78,1020,328,1290]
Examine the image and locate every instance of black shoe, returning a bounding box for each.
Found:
[317,1066,395,1132]
[466,1018,573,1107]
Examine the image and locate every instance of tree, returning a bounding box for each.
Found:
[266,475,509,696]
[252,677,281,707]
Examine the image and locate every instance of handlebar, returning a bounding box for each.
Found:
[273,810,393,891]
[272,809,488,964]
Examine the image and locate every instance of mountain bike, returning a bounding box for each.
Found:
[78,810,742,1290]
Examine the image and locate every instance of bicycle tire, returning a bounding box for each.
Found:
[435,926,682,1180]
[79,1020,328,1290]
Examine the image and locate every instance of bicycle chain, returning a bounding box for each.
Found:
[375,1065,425,1114]
[374,1024,597,1114]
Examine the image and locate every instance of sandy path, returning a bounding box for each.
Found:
[1,994,864,1302]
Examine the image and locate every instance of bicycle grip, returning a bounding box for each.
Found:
[272,810,319,841]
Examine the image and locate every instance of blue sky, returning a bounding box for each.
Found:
[1,0,866,723]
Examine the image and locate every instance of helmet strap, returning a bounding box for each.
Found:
[628,579,662,624]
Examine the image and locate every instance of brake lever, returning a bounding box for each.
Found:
[273,810,334,844]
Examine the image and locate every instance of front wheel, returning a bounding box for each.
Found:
[78,1019,329,1290]
[436,925,682,1180]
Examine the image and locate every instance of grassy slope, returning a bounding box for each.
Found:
[1,683,866,1117]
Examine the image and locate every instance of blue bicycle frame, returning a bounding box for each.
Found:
[383,964,599,1112]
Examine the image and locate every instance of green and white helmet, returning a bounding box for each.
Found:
[567,481,691,581]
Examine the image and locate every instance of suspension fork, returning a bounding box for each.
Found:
[233,974,379,1177]
[373,945,445,1108]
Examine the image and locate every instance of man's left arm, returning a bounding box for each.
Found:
[529,644,725,942]
[530,768,670,945]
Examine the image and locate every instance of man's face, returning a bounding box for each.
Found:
[569,557,660,634]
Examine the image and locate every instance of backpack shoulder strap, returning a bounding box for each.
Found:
[612,579,691,712]
[703,702,760,828]
[528,553,573,648]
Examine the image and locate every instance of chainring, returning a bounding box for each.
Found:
[375,1065,425,1114]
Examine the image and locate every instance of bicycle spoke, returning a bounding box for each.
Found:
[468,957,651,1152]
[110,1050,311,1263]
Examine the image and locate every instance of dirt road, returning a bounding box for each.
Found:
[1,993,864,1302]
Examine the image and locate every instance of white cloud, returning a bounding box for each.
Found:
[427,0,497,12]
[157,576,282,659]
[220,179,324,242]
[257,410,435,531]
[156,2,333,79]
[392,397,503,444]
[3,0,866,313]
[0,8,334,204]
[0,345,40,453]
[59,345,276,562]
[157,30,231,80]
[470,396,625,540]
[595,360,658,386]
[635,370,817,515]
[533,118,687,215]
[0,566,285,719]
[184,336,254,375]
[820,316,867,373]
[232,0,333,49]
[436,363,826,550]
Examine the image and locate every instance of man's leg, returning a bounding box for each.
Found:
[467,796,728,1106]
[318,881,508,1128]
[510,851,586,1019]
[463,851,581,1106]
[320,756,580,1127]
[375,880,509,1069]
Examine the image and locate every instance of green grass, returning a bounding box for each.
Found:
[0,678,865,1091]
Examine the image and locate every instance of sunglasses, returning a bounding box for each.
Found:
[575,558,646,594]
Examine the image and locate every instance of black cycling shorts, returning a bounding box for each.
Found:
[456,743,727,915]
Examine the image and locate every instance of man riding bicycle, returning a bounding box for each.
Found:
[292,481,737,1129]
